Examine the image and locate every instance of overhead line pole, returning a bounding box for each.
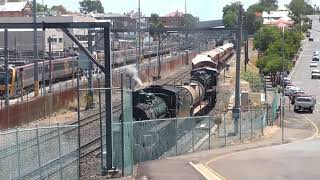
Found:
[138,0,141,67]
[234,4,243,135]
[4,29,9,106]
[33,0,39,97]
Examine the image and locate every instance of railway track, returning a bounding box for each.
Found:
[79,67,192,158]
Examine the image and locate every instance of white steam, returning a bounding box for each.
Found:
[126,66,143,87]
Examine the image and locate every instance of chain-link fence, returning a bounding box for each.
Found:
[270,90,280,124]
[109,107,267,173]
[0,125,79,180]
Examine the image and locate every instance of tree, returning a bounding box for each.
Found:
[288,0,312,17]
[253,26,281,52]
[79,0,104,14]
[36,3,48,13]
[51,5,67,14]
[149,13,168,78]
[182,14,199,28]
[259,0,278,9]
[222,1,242,28]
[223,10,237,28]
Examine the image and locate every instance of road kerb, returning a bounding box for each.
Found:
[301,114,319,140]
[189,162,226,180]
[288,38,308,79]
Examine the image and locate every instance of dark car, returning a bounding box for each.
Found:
[306,32,311,37]
[291,91,305,104]
[309,37,314,41]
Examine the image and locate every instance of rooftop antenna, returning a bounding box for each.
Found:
[185,0,187,14]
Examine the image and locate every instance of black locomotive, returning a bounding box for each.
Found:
[132,67,219,121]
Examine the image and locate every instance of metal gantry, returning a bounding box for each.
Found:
[0,21,114,175]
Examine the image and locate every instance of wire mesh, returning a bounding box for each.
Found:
[0,125,79,180]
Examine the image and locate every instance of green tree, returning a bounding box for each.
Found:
[222,1,242,28]
[79,0,104,14]
[51,5,67,14]
[223,10,237,28]
[288,0,312,17]
[259,0,278,9]
[182,14,199,28]
[36,3,48,13]
[149,13,168,77]
[253,26,281,52]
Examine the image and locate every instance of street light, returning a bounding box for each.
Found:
[280,24,285,143]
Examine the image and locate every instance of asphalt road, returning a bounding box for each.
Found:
[206,15,320,180]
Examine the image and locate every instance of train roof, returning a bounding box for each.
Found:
[203,48,224,58]
[192,54,213,65]
[220,43,234,50]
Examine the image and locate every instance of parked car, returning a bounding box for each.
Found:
[294,96,316,113]
[313,51,319,56]
[310,62,318,67]
[284,85,297,96]
[313,55,320,61]
[311,69,320,79]
[307,31,311,37]
[309,37,314,41]
[289,88,303,100]
[291,91,305,104]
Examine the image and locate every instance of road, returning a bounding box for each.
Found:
[205,15,320,180]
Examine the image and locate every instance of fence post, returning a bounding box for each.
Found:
[175,118,178,156]
[250,114,253,140]
[57,124,63,180]
[224,112,227,146]
[36,126,42,178]
[98,78,104,172]
[208,117,211,149]
[192,120,194,152]
[261,109,264,136]
[239,110,242,142]
[15,128,21,179]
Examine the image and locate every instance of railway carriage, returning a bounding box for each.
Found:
[0,57,78,98]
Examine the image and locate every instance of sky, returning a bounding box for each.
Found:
[41,0,318,21]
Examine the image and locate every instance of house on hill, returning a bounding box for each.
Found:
[0,0,32,17]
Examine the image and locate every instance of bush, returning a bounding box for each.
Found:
[241,68,263,92]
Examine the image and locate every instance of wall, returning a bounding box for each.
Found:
[0,51,196,130]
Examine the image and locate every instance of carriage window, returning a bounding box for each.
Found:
[0,72,5,84]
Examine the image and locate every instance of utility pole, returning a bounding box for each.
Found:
[33,0,39,97]
[185,0,187,14]
[4,29,9,106]
[281,26,285,143]
[244,31,249,71]
[233,4,243,135]
[48,36,53,93]
[87,30,94,109]
[138,0,141,67]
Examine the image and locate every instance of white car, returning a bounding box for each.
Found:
[284,85,297,96]
[314,51,319,56]
[310,62,318,67]
[311,69,320,79]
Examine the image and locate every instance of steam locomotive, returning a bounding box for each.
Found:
[132,43,234,121]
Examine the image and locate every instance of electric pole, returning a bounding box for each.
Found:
[33,0,39,97]
[87,30,94,109]
[233,4,243,135]
[138,0,141,67]
[4,29,9,106]
[48,36,52,92]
